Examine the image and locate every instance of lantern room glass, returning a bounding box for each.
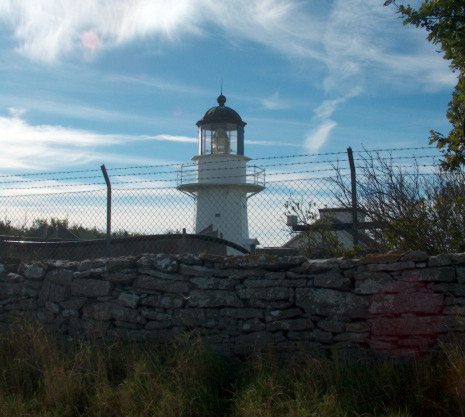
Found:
[198,123,244,156]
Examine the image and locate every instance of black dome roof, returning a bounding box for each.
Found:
[196,94,246,127]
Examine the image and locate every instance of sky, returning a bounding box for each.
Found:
[0,0,456,174]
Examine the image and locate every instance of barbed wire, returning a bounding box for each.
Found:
[0,153,439,186]
[0,145,437,180]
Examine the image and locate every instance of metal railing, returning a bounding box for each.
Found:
[176,163,265,188]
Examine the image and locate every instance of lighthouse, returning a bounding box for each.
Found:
[177,93,265,253]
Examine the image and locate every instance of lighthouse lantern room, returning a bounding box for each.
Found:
[177,94,265,253]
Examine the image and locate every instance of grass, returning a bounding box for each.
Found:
[0,322,465,417]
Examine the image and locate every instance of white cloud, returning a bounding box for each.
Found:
[305,120,337,152]
[261,92,288,110]
[152,134,196,143]
[313,87,363,120]
[0,112,186,170]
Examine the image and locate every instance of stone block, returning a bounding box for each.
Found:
[46,269,74,285]
[102,271,137,283]
[317,320,346,333]
[74,268,106,279]
[368,315,443,336]
[153,254,179,272]
[223,254,304,271]
[313,271,351,290]
[39,281,69,304]
[213,268,265,279]
[240,318,265,333]
[145,320,173,330]
[140,294,184,309]
[457,268,465,284]
[188,290,243,308]
[288,329,333,343]
[118,292,139,309]
[45,301,60,314]
[369,292,443,315]
[137,255,178,272]
[4,273,24,283]
[78,259,105,272]
[237,287,292,301]
[174,308,219,328]
[451,253,465,265]
[180,264,215,277]
[243,277,307,288]
[297,259,340,273]
[137,269,185,280]
[138,309,171,322]
[366,261,415,272]
[429,283,465,296]
[402,267,455,283]
[105,257,137,272]
[267,318,314,332]
[346,322,370,332]
[4,298,37,311]
[60,297,86,310]
[71,278,111,297]
[400,250,428,262]
[221,308,264,319]
[20,262,46,280]
[295,288,368,318]
[428,255,452,267]
[354,272,394,294]
[190,276,237,290]
[83,302,144,323]
[265,308,302,322]
[334,332,369,342]
[134,276,190,293]
[62,309,79,318]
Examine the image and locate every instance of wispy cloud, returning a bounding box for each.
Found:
[305,120,337,152]
[305,87,362,152]
[261,92,288,110]
[0,0,454,96]
[0,111,183,170]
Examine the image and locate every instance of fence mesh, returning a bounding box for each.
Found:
[0,146,447,261]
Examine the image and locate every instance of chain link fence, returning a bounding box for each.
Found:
[0,146,445,261]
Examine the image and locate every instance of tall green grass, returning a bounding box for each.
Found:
[0,322,464,417]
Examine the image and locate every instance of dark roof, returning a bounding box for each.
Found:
[196,94,246,127]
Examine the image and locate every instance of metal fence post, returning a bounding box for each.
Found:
[100,164,112,257]
[347,147,359,247]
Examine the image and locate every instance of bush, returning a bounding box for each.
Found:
[333,151,465,254]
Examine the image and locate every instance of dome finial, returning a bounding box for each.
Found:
[217,78,226,106]
[217,93,226,106]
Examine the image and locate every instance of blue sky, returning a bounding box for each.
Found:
[0,0,455,172]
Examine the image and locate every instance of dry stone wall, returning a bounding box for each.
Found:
[1,251,465,357]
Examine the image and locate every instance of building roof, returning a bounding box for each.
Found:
[196,94,246,127]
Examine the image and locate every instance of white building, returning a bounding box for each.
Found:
[177,94,265,252]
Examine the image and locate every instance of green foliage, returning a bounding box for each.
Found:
[333,151,465,254]
[0,216,139,240]
[385,0,465,170]
[2,322,465,416]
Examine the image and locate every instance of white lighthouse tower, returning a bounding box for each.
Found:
[177,94,265,252]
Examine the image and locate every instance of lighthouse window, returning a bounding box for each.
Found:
[212,127,230,154]
[199,124,240,155]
